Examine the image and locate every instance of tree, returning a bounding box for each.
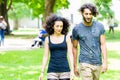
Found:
[94,0,114,20]
[8,2,31,30]
[0,0,12,34]
[25,0,69,23]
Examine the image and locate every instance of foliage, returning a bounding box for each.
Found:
[11,0,69,18]
[8,2,31,20]
[114,19,119,27]
[94,0,114,20]
[54,0,70,12]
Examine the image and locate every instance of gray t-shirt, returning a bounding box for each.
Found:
[72,21,105,65]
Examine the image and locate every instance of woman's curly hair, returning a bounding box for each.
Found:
[45,14,70,35]
[79,3,98,17]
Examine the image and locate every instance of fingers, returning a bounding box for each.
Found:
[101,66,107,73]
[75,71,80,77]
[101,68,107,73]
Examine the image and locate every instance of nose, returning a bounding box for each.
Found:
[87,14,91,18]
[58,26,61,29]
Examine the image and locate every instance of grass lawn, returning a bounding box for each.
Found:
[0,49,120,80]
[0,48,46,80]
[0,29,120,80]
[105,30,120,42]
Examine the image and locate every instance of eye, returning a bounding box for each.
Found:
[60,25,63,28]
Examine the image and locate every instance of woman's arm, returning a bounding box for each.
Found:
[39,37,49,79]
[66,35,74,79]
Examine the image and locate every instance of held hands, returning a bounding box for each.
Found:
[74,67,80,77]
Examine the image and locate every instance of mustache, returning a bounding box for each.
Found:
[83,16,92,23]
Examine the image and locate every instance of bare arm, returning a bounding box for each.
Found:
[100,35,108,73]
[66,35,74,79]
[66,35,74,71]
[39,37,49,79]
[72,39,78,68]
[72,39,80,77]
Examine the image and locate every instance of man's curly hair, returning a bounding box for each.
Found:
[45,14,70,35]
[79,3,98,17]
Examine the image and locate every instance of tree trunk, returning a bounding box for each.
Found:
[0,0,11,34]
[43,0,56,23]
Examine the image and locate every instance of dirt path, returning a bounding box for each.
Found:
[0,38,120,51]
[0,38,33,51]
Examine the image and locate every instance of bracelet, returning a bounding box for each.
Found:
[41,71,44,73]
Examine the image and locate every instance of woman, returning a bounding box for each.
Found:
[39,14,74,80]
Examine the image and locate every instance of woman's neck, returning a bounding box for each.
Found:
[53,33,62,37]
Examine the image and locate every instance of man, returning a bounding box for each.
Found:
[108,15,114,37]
[72,3,107,80]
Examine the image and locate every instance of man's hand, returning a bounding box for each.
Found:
[101,62,107,73]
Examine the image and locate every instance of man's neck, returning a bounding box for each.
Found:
[83,21,93,27]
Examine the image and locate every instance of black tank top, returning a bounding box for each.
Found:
[47,35,70,73]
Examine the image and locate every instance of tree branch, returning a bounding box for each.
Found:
[7,0,12,12]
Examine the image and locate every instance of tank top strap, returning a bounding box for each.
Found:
[64,35,66,43]
[48,36,51,43]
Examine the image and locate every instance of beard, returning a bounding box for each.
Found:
[83,16,92,23]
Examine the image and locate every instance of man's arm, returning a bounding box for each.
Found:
[72,39,79,77]
[100,35,108,73]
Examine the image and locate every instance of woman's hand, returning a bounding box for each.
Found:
[74,67,80,77]
[70,70,74,80]
[39,73,44,80]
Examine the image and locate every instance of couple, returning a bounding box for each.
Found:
[39,3,107,80]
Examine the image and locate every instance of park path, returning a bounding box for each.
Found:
[0,38,34,52]
[0,38,120,51]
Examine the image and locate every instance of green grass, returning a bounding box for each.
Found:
[0,48,47,80]
[0,48,120,80]
[105,30,120,42]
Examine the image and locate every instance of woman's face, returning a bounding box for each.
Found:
[53,21,63,35]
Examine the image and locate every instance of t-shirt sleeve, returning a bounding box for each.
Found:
[72,27,79,40]
[100,24,105,35]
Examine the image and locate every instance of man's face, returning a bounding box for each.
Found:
[82,8,93,23]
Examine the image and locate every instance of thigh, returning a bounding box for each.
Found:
[47,73,59,80]
[59,72,70,80]
[80,63,93,80]
[93,66,101,80]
